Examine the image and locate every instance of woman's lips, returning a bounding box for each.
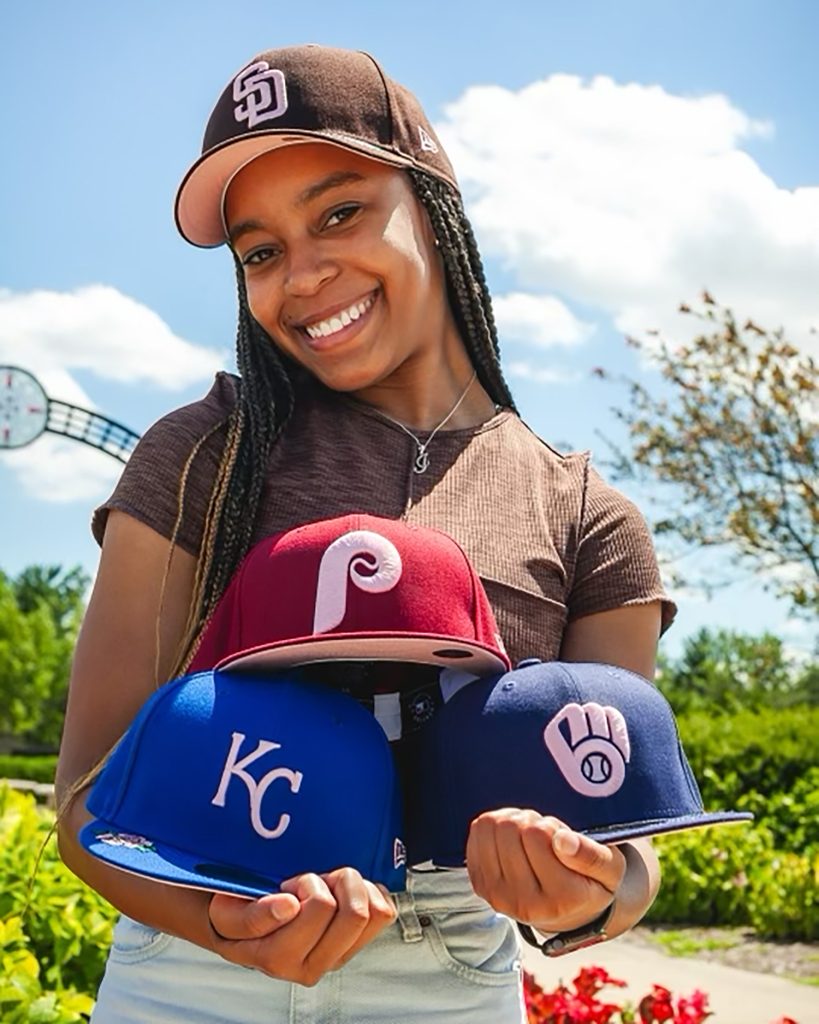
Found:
[297,290,378,352]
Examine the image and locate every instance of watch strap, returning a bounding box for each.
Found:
[517,900,616,957]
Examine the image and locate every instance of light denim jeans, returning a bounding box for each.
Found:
[90,869,526,1023]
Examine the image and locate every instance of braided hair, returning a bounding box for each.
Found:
[171,170,516,673]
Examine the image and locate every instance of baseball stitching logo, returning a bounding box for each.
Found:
[211,731,303,839]
[543,702,631,798]
[233,61,288,128]
[313,530,402,634]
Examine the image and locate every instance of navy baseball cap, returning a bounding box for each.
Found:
[80,670,406,896]
[409,660,752,866]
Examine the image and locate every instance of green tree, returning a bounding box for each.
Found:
[0,565,88,749]
[596,294,818,613]
[656,626,812,714]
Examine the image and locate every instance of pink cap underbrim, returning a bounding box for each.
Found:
[175,131,418,248]
[216,632,509,676]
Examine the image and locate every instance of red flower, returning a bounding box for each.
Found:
[523,966,716,1024]
[676,990,711,1023]
[639,985,674,1023]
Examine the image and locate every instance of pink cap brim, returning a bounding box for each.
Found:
[216,632,509,676]
[175,131,417,248]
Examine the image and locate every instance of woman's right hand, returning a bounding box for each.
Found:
[208,867,397,985]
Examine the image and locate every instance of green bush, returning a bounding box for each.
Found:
[0,784,116,1018]
[0,755,58,785]
[649,824,819,941]
[678,706,819,832]
[731,765,819,850]
[0,915,95,1023]
[747,846,819,940]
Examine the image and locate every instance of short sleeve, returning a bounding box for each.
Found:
[91,373,237,555]
[569,464,676,634]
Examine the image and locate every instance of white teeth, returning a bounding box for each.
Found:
[303,295,374,340]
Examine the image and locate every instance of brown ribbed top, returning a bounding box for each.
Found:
[93,373,675,665]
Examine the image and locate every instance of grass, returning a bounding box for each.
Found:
[650,929,742,957]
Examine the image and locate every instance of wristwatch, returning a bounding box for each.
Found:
[517,900,616,957]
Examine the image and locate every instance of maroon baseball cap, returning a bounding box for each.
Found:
[188,515,509,676]
[175,44,458,248]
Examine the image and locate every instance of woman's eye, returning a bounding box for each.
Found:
[242,246,279,266]
[324,204,360,229]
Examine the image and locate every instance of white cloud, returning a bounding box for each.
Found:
[0,284,224,404]
[2,435,121,503]
[437,74,819,354]
[0,284,224,502]
[506,360,579,384]
[493,292,594,347]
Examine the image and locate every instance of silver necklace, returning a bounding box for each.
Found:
[379,370,478,474]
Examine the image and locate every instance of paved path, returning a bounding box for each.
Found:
[522,934,818,1024]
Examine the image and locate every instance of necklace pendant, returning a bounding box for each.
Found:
[414,448,430,474]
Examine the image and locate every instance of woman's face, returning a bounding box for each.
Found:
[224,143,456,394]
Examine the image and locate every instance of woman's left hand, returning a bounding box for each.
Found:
[466,809,625,933]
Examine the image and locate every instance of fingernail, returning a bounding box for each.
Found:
[553,829,580,855]
[270,900,297,922]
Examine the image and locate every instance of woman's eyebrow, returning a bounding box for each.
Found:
[228,219,265,245]
[228,171,368,244]
[296,170,366,207]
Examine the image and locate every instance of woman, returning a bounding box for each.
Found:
[56,43,674,1023]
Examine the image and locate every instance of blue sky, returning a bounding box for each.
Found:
[2,0,816,659]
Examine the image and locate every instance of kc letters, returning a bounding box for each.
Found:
[211,731,303,839]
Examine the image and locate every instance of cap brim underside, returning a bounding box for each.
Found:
[80,820,280,899]
[175,131,418,248]
[583,811,754,845]
[216,632,509,675]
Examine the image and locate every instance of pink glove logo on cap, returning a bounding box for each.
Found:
[544,702,631,799]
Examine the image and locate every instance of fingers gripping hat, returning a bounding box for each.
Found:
[188,514,510,676]
[409,660,752,866]
[80,670,406,896]
[175,44,457,247]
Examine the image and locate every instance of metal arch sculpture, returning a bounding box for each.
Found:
[0,366,140,464]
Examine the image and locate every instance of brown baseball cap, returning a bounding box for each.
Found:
[175,44,458,248]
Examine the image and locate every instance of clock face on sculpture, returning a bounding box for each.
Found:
[0,367,49,448]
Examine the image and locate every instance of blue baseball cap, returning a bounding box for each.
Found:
[408,660,752,866]
[80,670,406,896]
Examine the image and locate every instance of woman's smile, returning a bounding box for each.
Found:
[295,289,379,352]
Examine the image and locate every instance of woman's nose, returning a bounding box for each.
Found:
[283,243,337,296]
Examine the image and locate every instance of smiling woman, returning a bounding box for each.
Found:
[55,42,674,1024]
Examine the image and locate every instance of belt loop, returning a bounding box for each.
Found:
[393,889,423,943]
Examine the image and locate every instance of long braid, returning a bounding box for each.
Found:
[407,169,516,411]
[172,260,296,670]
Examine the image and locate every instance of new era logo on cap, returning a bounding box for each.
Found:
[407,660,752,866]
[80,670,406,897]
[189,514,510,676]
